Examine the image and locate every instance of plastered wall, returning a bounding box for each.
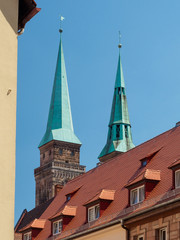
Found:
[0,0,18,239]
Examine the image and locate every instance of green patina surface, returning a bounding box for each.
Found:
[39,36,81,147]
[99,49,134,158]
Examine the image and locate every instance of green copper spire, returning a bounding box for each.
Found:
[99,42,134,161]
[39,32,81,147]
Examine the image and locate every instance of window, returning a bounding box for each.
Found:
[59,149,63,155]
[109,126,112,139]
[125,125,128,138]
[88,204,100,222]
[43,153,45,159]
[155,228,167,240]
[175,169,180,188]
[141,159,147,167]
[53,220,62,235]
[130,185,145,205]
[71,150,75,156]
[49,150,51,155]
[66,194,71,201]
[116,125,120,138]
[24,232,32,240]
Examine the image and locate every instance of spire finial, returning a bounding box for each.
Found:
[118,31,122,49]
[59,16,65,34]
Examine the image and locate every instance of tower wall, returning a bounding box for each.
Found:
[35,141,85,206]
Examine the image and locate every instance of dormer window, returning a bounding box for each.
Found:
[88,204,100,222]
[53,220,62,235]
[126,169,160,206]
[141,159,147,167]
[23,232,32,240]
[66,194,71,201]
[175,169,180,188]
[168,159,180,189]
[84,189,115,223]
[130,185,145,205]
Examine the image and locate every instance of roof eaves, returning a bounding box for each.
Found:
[18,0,41,30]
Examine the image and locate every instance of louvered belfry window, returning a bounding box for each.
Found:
[175,169,180,188]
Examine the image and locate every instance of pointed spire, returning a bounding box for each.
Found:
[39,31,81,147]
[99,37,134,161]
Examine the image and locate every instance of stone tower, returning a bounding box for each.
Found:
[99,42,135,163]
[34,31,85,206]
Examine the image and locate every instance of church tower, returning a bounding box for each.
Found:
[99,40,135,163]
[34,29,85,206]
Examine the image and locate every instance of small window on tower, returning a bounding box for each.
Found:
[59,149,63,155]
[116,125,120,138]
[49,150,51,155]
[71,150,75,156]
[109,126,112,139]
[118,87,121,95]
[43,153,45,159]
[125,125,129,138]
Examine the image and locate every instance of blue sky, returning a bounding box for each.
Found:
[15,0,180,223]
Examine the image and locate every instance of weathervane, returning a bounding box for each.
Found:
[59,16,65,33]
[118,31,122,48]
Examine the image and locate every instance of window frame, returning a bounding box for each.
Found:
[138,235,144,240]
[53,219,63,235]
[159,227,167,240]
[156,227,167,240]
[88,204,100,222]
[23,232,32,240]
[175,169,180,189]
[130,185,145,206]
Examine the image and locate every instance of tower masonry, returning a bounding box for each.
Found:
[99,42,135,163]
[34,30,85,207]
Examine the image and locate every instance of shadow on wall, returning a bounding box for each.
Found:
[0,0,18,33]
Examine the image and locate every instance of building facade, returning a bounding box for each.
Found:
[0,0,39,239]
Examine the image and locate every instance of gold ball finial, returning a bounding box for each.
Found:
[59,29,63,33]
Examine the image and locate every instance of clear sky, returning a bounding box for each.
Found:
[15,0,180,224]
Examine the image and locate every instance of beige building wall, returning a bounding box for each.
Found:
[0,0,18,239]
[77,224,126,240]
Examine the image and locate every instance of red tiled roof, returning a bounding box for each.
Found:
[16,125,180,239]
[16,198,54,233]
